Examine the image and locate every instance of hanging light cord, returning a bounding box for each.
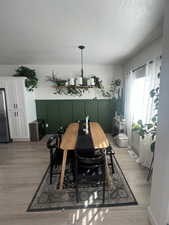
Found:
[78,45,85,78]
[81,48,83,78]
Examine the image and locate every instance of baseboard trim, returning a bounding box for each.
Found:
[13,138,30,142]
[148,206,158,225]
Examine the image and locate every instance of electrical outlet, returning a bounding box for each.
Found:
[46,123,48,128]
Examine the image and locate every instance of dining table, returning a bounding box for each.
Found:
[59,122,110,190]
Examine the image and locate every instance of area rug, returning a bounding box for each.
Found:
[27,155,137,212]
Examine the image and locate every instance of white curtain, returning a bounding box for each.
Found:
[125,57,161,167]
[124,71,136,145]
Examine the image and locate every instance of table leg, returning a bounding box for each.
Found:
[59,150,68,190]
[105,152,114,189]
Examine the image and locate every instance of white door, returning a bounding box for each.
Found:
[8,109,28,139]
[14,79,29,139]
[14,78,26,111]
[8,110,20,139]
[1,79,18,111]
[16,110,28,138]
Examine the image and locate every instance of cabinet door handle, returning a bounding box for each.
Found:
[17,112,18,117]
[16,104,18,109]
[14,112,16,117]
[14,104,15,109]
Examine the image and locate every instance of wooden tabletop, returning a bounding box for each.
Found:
[60,122,109,151]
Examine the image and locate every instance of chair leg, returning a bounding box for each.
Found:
[75,158,79,203]
[75,178,79,203]
[102,164,106,204]
[147,167,153,181]
[109,153,115,174]
[58,134,62,148]
[50,149,54,184]
[147,154,154,181]
[50,163,54,184]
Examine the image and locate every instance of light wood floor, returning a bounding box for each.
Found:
[0,135,151,225]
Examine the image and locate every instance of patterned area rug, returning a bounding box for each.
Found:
[27,155,137,211]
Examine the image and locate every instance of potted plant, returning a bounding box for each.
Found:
[13,66,38,91]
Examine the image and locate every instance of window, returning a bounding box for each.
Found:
[131,76,146,123]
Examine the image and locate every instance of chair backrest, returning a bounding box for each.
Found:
[46,135,59,150]
[76,148,105,159]
[76,148,94,157]
[76,148,104,157]
[56,125,65,135]
[75,148,105,166]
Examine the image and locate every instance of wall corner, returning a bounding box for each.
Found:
[148,206,158,225]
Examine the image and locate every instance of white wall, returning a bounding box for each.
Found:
[149,2,169,225]
[0,64,122,99]
[123,37,162,74]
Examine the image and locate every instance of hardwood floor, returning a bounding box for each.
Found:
[0,135,151,225]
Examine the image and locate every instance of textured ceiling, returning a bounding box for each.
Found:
[0,0,164,64]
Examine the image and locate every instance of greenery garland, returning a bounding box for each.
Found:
[47,73,112,97]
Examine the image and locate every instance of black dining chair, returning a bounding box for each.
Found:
[46,135,63,184]
[74,148,106,203]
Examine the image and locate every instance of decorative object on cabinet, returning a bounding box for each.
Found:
[0,77,37,141]
[13,66,38,91]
